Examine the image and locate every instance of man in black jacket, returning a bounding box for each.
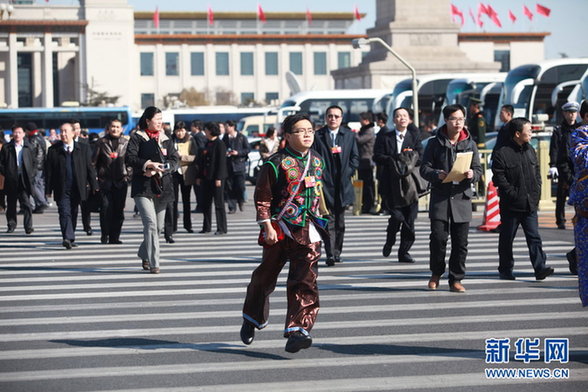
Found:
[374,107,423,263]
[0,125,36,234]
[45,122,99,249]
[312,105,359,266]
[549,101,580,229]
[24,122,49,213]
[492,117,554,281]
[420,104,482,293]
[223,120,250,214]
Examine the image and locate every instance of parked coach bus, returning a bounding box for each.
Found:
[386,73,473,130]
[495,58,588,128]
[278,89,390,131]
[0,106,134,134]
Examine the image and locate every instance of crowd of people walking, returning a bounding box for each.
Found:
[0,101,586,309]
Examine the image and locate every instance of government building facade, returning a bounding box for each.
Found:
[0,0,547,111]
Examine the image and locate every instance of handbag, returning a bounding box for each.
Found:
[257,152,311,247]
[150,174,163,196]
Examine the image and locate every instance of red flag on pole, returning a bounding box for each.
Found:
[306,8,312,24]
[523,5,534,20]
[354,6,362,21]
[451,4,465,27]
[486,4,502,27]
[468,8,477,25]
[476,4,485,27]
[257,4,266,23]
[536,4,551,17]
[153,7,160,29]
[207,6,214,25]
[508,10,517,23]
[479,3,491,16]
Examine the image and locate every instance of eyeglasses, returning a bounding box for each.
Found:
[447,117,465,123]
[291,129,315,135]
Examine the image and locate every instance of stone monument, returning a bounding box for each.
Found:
[332,0,500,89]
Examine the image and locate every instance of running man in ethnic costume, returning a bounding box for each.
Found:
[569,121,588,307]
[240,113,328,353]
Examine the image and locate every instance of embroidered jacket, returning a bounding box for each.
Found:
[254,147,327,243]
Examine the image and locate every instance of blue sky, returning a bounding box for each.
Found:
[49,0,588,59]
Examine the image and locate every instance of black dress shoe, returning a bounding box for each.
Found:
[325,258,335,267]
[25,228,34,235]
[567,248,578,275]
[240,320,255,345]
[6,227,15,233]
[214,231,226,235]
[165,236,175,244]
[142,259,150,271]
[186,228,194,233]
[285,331,312,353]
[535,267,554,280]
[71,242,78,248]
[198,229,210,234]
[382,242,393,257]
[62,239,72,249]
[398,255,415,263]
[499,272,516,280]
[228,210,236,215]
[334,256,342,263]
[109,239,123,245]
[101,235,108,244]
[85,229,93,236]
[557,223,566,230]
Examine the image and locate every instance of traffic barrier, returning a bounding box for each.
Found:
[477,181,501,231]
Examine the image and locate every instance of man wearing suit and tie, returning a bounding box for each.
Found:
[0,125,37,234]
[373,107,423,263]
[312,105,359,267]
[45,122,98,249]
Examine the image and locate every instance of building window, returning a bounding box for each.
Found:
[241,92,255,105]
[289,52,303,75]
[337,51,351,69]
[140,52,154,76]
[265,92,279,104]
[494,50,510,72]
[265,52,278,75]
[141,93,155,108]
[166,52,179,76]
[191,52,204,76]
[240,52,254,76]
[216,52,229,76]
[313,52,327,75]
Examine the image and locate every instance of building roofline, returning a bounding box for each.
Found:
[458,32,550,43]
[0,20,88,26]
[135,33,367,45]
[134,11,365,21]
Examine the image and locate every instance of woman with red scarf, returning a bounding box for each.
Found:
[126,107,179,274]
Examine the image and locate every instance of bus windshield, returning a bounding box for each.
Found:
[502,64,541,110]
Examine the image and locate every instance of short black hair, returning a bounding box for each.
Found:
[266,126,276,138]
[580,100,588,119]
[225,120,236,128]
[393,107,411,118]
[508,117,531,137]
[282,113,311,134]
[501,104,514,116]
[204,121,220,137]
[11,124,24,132]
[442,104,466,121]
[376,112,388,123]
[326,105,343,116]
[174,121,186,131]
[359,112,373,122]
[190,120,203,130]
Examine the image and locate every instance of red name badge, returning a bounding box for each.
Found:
[109,152,118,159]
[304,176,316,188]
[331,145,342,154]
[161,148,167,156]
